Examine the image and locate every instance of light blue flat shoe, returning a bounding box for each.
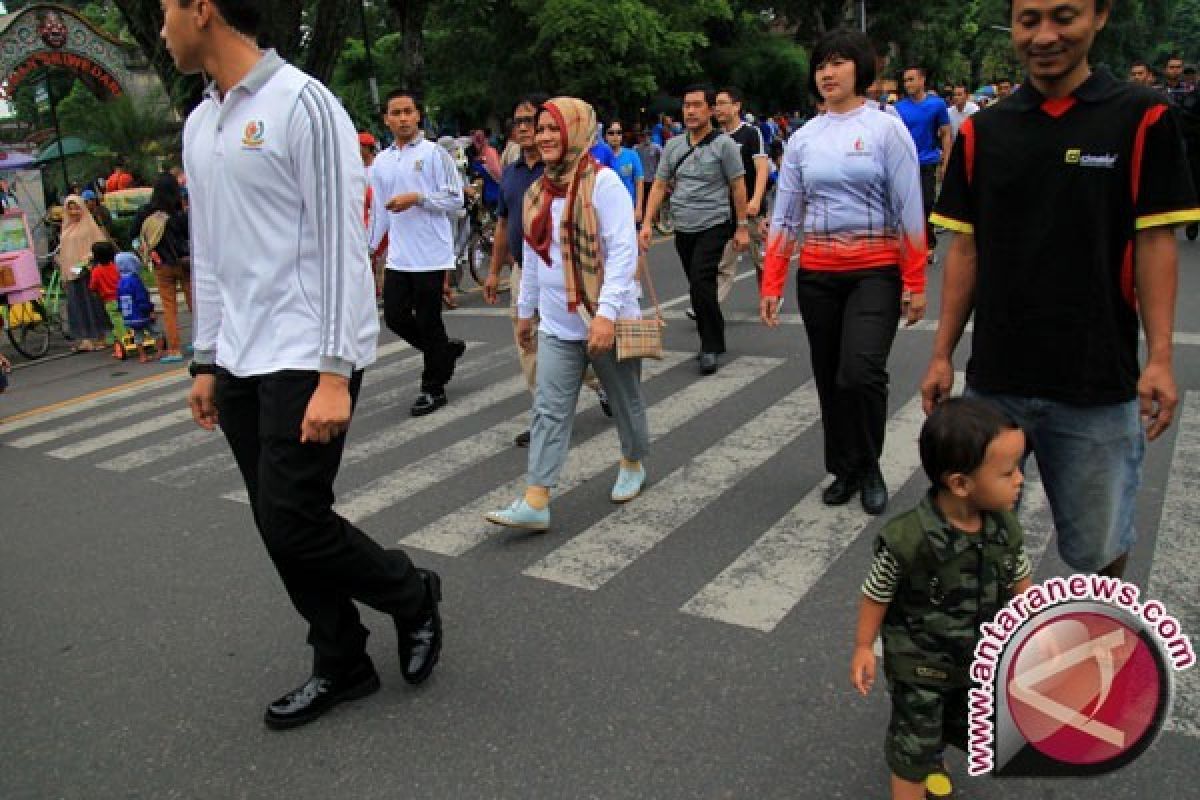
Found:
[484,498,550,531]
[610,464,646,503]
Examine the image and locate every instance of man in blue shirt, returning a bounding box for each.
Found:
[896,66,952,260]
[589,122,617,169]
[604,121,644,222]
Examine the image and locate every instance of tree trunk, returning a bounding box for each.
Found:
[386,0,430,92]
[112,0,203,114]
[302,0,354,84]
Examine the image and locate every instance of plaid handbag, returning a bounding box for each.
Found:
[575,255,665,361]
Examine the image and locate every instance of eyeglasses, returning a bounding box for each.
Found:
[514,115,536,127]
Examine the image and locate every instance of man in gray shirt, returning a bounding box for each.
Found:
[640,84,749,375]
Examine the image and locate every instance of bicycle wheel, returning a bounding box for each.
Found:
[653,199,674,236]
[467,224,494,286]
[6,301,50,359]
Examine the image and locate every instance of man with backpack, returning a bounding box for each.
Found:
[639,84,749,375]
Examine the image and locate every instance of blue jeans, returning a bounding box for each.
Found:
[965,388,1144,572]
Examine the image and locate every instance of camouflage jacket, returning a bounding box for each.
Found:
[880,493,1025,688]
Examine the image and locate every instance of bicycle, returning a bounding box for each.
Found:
[653,191,675,236]
[452,188,497,290]
[2,256,67,359]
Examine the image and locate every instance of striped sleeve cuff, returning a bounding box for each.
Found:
[1011,550,1033,586]
[1134,208,1200,230]
[862,546,902,604]
[929,213,974,234]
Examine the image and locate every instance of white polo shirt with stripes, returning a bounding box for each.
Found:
[184,49,378,379]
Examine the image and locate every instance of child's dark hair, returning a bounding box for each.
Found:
[919,398,1021,489]
[91,240,116,264]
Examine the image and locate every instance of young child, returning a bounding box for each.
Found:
[87,240,125,357]
[116,252,155,363]
[850,397,1033,800]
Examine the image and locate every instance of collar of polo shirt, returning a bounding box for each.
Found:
[203,48,286,102]
[1006,66,1121,112]
[390,131,426,150]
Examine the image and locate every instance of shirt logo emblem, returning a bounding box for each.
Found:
[413,159,424,172]
[242,120,266,149]
[1064,149,1081,164]
[1065,148,1118,168]
[847,136,870,157]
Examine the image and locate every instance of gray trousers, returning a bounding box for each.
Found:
[528,332,650,488]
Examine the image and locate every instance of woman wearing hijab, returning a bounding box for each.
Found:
[59,194,111,352]
[485,97,650,531]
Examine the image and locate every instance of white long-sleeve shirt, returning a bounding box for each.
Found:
[518,168,641,341]
[184,50,378,378]
[367,133,463,271]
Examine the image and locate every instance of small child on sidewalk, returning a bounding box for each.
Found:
[116,251,155,362]
[850,397,1033,800]
[87,240,125,357]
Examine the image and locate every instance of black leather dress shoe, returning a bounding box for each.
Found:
[514,430,531,447]
[264,659,380,730]
[411,391,448,417]
[821,474,860,506]
[861,468,889,516]
[699,352,718,375]
[397,569,443,685]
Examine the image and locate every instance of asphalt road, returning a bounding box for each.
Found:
[2,234,1198,799]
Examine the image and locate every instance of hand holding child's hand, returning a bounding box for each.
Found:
[850,645,877,697]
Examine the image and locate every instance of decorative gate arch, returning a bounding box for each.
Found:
[0,4,159,102]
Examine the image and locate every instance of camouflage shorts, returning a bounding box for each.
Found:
[885,681,969,782]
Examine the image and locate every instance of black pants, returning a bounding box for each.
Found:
[674,222,733,354]
[215,369,425,677]
[795,267,902,478]
[383,269,453,393]
[920,164,938,251]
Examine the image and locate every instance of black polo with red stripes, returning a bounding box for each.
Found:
[932,67,1200,405]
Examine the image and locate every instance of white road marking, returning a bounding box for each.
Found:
[679,386,941,632]
[97,429,218,472]
[47,408,194,459]
[324,352,692,522]
[524,380,820,591]
[401,354,783,557]
[153,450,234,487]
[1149,392,1200,738]
[6,389,186,449]
[0,375,189,436]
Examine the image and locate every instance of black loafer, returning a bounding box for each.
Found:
[411,391,447,417]
[264,659,380,730]
[443,339,467,384]
[822,474,860,506]
[861,468,889,516]
[397,569,443,685]
[514,430,531,447]
[699,352,718,375]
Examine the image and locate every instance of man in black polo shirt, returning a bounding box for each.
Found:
[714,86,769,304]
[922,0,1200,579]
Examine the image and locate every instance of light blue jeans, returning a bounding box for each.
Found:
[528,333,649,488]
[966,388,1144,572]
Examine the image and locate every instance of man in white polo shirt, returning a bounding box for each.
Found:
[166,0,443,730]
[369,88,466,416]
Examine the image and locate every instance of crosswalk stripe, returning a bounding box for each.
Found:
[680,387,936,632]
[322,351,693,523]
[0,374,188,436]
[401,354,784,557]
[154,450,235,487]
[47,408,194,459]
[6,388,185,449]
[1149,392,1200,738]
[96,352,429,474]
[523,380,821,591]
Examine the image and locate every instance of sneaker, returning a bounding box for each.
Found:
[594,385,613,417]
[484,498,550,531]
[610,464,646,503]
[159,353,183,363]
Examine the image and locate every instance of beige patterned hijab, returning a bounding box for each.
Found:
[522,97,602,312]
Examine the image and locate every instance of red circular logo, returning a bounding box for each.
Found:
[1006,612,1162,766]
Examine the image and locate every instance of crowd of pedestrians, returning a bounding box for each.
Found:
[21,0,1182,797]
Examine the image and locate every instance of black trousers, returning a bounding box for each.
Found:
[920,163,938,250]
[215,369,425,677]
[674,222,733,354]
[383,269,453,392]
[795,267,902,478]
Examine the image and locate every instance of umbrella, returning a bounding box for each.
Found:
[35,136,96,162]
[0,151,37,170]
